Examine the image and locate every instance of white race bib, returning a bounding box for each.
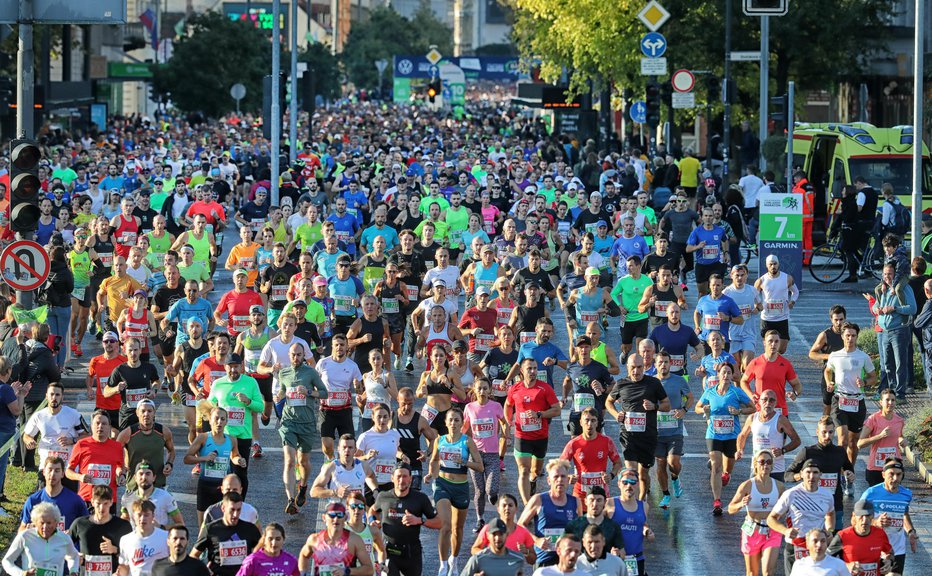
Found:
[874,446,897,469]
[218,539,248,566]
[325,390,351,408]
[472,417,496,439]
[574,392,595,410]
[624,412,647,433]
[657,411,679,430]
[86,463,112,486]
[712,416,735,435]
[519,410,542,432]
[125,388,148,408]
[84,555,112,576]
[226,407,246,427]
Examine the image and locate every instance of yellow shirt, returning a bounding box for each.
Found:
[99,274,142,320]
[679,156,701,188]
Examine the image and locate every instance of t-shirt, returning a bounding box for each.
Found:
[825,349,874,396]
[695,294,743,342]
[506,381,559,440]
[23,405,87,466]
[194,520,262,576]
[473,522,536,557]
[610,274,653,322]
[459,307,498,354]
[771,484,835,544]
[516,341,568,388]
[70,515,133,575]
[828,526,891,576]
[208,375,264,439]
[21,487,88,530]
[743,355,798,416]
[722,284,761,342]
[165,297,214,345]
[698,385,751,440]
[235,550,300,576]
[648,324,700,373]
[687,225,727,265]
[463,400,505,453]
[152,556,212,576]
[315,356,363,411]
[863,412,905,471]
[657,374,691,437]
[860,484,913,555]
[788,555,850,576]
[360,224,400,252]
[372,489,437,545]
[607,375,668,438]
[119,528,170,576]
[225,243,261,286]
[110,362,160,428]
[121,488,180,528]
[565,361,613,416]
[560,433,621,497]
[68,436,125,501]
[215,290,264,336]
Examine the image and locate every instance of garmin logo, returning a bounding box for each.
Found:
[761,242,800,249]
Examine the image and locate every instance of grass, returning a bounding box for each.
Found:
[904,405,932,463]
[0,467,38,553]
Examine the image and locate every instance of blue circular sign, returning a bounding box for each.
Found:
[629,101,647,124]
[640,32,667,58]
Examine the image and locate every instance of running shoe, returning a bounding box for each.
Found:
[251,443,263,459]
[721,472,731,487]
[671,477,684,498]
[448,557,458,576]
[680,283,689,292]
[191,464,201,476]
[500,458,505,473]
[472,518,485,534]
[437,561,448,576]
[161,376,170,391]
[285,499,298,515]
[405,358,414,373]
[659,495,671,509]
[712,499,723,516]
[296,483,308,507]
[393,356,402,370]
[71,343,83,357]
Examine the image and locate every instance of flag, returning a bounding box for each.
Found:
[139,8,158,49]
[11,304,48,324]
[174,17,186,38]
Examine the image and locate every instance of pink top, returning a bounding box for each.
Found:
[864,411,905,471]
[463,400,505,453]
[475,522,535,555]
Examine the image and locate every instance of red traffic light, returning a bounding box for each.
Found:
[11,173,40,200]
[11,141,41,170]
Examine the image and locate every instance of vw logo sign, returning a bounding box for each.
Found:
[397,59,414,75]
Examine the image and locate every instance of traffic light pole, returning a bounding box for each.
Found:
[758,15,769,171]
[270,0,281,207]
[722,0,733,179]
[289,0,298,164]
[16,0,34,139]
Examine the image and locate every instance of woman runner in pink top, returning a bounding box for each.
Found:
[463,379,509,530]
[235,523,299,576]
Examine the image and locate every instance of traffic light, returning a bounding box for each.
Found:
[9,139,42,233]
[427,77,441,103]
[743,0,788,16]
[645,82,661,127]
[770,94,789,132]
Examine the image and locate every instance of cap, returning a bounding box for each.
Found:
[325,501,347,514]
[133,289,148,298]
[452,340,468,351]
[585,266,601,277]
[588,485,607,498]
[233,268,249,277]
[187,317,204,329]
[136,398,155,409]
[255,186,268,194]
[853,500,875,517]
[595,220,608,228]
[249,305,264,314]
[524,280,540,290]
[575,335,593,347]
[431,278,447,288]
[313,276,328,286]
[883,458,904,471]
[481,244,495,253]
[134,461,153,473]
[293,299,307,307]
[476,286,491,297]
[487,518,508,534]
[801,458,821,471]
[224,353,243,365]
[765,254,780,265]
[102,331,120,342]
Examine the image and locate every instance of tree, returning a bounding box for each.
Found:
[340,6,452,90]
[152,11,270,117]
[298,43,341,101]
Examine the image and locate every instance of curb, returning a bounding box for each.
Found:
[903,444,932,485]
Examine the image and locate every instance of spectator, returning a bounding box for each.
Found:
[872,262,916,401]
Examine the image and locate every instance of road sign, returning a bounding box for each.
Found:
[629,101,647,124]
[672,92,696,109]
[426,48,442,66]
[671,69,695,93]
[637,1,671,32]
[374,59,388,74]
[230,83,246,101]
[730,51,762,61]
[640,57,668,76]
[743,0,788,16]
[640,32,667,58]
[757,192,803,285]
[1,240,50,291]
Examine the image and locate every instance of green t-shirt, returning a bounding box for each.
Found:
[610,274,653,322]
[150,191,169,212]
[179,262,210,284]
[282,299,327,327]
[419,196,450,216]
[444,207,470,249]
[414,219,450,243]
[295,222,323,250]
[208,375,264,439]
[538,186,557,205]
[52,167,78,186]
[278,364,328,427]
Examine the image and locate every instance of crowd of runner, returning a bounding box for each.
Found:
[0,98,922,576]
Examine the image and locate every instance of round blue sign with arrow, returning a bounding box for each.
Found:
[629,101,647,124]
[640,32,667,58]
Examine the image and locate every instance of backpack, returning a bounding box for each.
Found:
[888,202,910,235]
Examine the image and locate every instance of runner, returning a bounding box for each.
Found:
[766,459,835,575]
[119,461,184,528]
[68,226,97,356]
[686,207,729,297]
[567,267,612,339]
[506,318,568,391]
[391,387,438,492]
[151,525,211,576]
[373,258,411,368]
[857,390,906,486]
[726,449,785,576]
[458,286,499,364]
[560,406,622,504]
[214,268,263,337]
[653,350,693,509]
[3,502,80,576]
[183,406,246,525]
[259,242,300,329]
[786,416,855,532]
[191,492,262,576]
[787,529,849,576]
[66,410,126,507]
[723,264,763,372]
[236,523,301,576]
[605,467,655,576]
[347,294,391,374]
[827,500,894,576]
[693,273,744,352]
[170,319,209,444]
[69,486,133,576]
[740,331,803,418]
[517,459,579,568]
[735,389,802,483]
[610,256,653,358]
[329,255,366,335]
[117,499,170,576]
[648,303,702,377]
[116,399,175,490]
[638,263,687,328]
[235,305,277,436]
[314,333,363,459]
[22,382,88,492]
[346,490,386,572]
[562,336,613,436]
[808,305,848,417]
[358,349,398,434]
[417,345,466,437]
[104,337,160,431]
[151,264,185,388]
[859,458,918,576]
[575,524,628,576]
[19,456,88,532]
[358,403,404,499]
[310,434,379,500]
[754,255,798,354]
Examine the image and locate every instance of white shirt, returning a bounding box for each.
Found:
[121,488,179,528]
[23,406,86,467]
[576,554,628,576]
[357,429,401,484]
[533,567,587,576]
[316,356,363,409]
[259,336,312,395]
[416,297,459,327]
[772,484,835,544]
[825,349,874,396]
[739,174,765,209]
[789,554,851,576]
[118,528,169,576]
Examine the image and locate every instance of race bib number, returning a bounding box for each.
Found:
[519,410,542,432]
[858,563,879,576]
[625,412,647,433]
[624,556,640,576]
[119,231,138,247]
[33,561,60,576]
[46,448,71,463]
[271,286,287,302]
[125,388,148,408]
[653,301,669,317]
[536,369,548,383]
[574,392,595,410]
[520,331,536,344]
[712,417,735,435]
[219,539,248,566]
[250,219,264,232]
[492,379,508,395]
[495,307,513,326]
[580,471,605,492]
[99,252,113,268]
[703,316,721,330]
[317,564,343,576]
[87,463,112,486]
[325,390,350,408]
[286,389,307,407]
[374,460,395,484]
[542,528,563,545]
[204,456,230,479]
[72,286,86,300]
[886,512,905,529]
[765,300,785,314]
[439,448,463,469]
[701,246,719,260]
[472,417,496,439]
[558,222,570,244]
[382,297,400,314]
[837,394,861,413]
[335,230,351,244]
[740,305,753,319]
[84,555,112,576]
[475,333,494,352]
[334,295,353,314]
[483,220,495,234]
[874,446,897,469]
[657,411,679,430]
[670,355,685,369]
[238,257,256,270]
[819,473,838,490]
[405,285,420,302]
[231,315,250,330]
[421,403,439,425]
[579,312,599,324]
[793,545,809,561]
[227,407,246,427]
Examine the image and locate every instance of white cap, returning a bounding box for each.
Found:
[766,254,779,264]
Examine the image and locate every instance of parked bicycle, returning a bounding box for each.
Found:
[809,235,884,284]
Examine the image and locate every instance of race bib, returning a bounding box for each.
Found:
[249,219,264,232]
[125,388,148,408]
[334,295,353,314]
[226,407,246,427]
[325,390,351,408]
[520,331,536,344]
[483,220,495,234]
[204,456,230,479]
[580,471,605,493]
[492,379,508,395]
[86,463,112,486]
[624,412,647,433]
[119,231,138,246]
[703,316,721,330]
[472,417,496,439]
[858,563,879,576]
[439,448,463,469]
[837,394,861,413]
[579,312,599,324]
[519,410,542,432]
[701,246,719,260]
[536,369,548,383]
[219,539,248,566]
[712,417,735,435]
[335,230,351,244]
[382,297,400,314]
[72,286,86,300]
[765,300,785,314]
[405,285,420,302]
[271,285,287,302]
[886,512,905,529]
[793,545,809,561]
[574,392,595,410]
[374,460,395,484]
[286,388,307,407]
[624,556,639,576]
[421,403,439,425]
[33,561,60,576]
[874,446,897,469]
[99,252,113,268]
[84,555,112,576]
[475,333,494,352]
[653,301,669,317]
[496,307,513,326]
[542,528,563,545]
[237,257,256,270]
[657,411,679,430]
[231,315,250,331]
[819,473,838,490]
[670,355,685,369]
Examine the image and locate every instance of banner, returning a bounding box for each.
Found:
[757,192,803,288]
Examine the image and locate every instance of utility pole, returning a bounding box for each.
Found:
[722,0,733,179]
[271,0,282,206]
[785,81,795,186]
[758,15,769,170]
[289,0,298,164]
[911,0,925,259]
[16,0,34,139]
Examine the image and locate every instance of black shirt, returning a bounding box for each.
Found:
[152,556,211,576]
[572,209,611,235]
[413,241,442,270]
[643,251,679,278]
[110,362,160,428]
[153,285,186,339]
[69,515,132,571]
[567,360,613,415]
[372,489,437,546]
[260,263,300,310]
[132,207,159,234]
[607,375,668,437]
[785,442,853,511]
[238,202,270,223]
[194,519,262,576]
[511,268,556,304]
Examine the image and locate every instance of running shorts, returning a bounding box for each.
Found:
[320,407,355,439]
[433,477,470,510]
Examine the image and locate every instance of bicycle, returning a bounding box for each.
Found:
[740,239,758,265]
[809,236,884,284]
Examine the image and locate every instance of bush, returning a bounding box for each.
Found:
[903,405,932,463]
[856,329,926,390]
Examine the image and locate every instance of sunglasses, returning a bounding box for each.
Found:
[326,511,345,519]
[621,477,638,485]
[757,460,774,466]
[103,339,118,344]
[349,503,366,510]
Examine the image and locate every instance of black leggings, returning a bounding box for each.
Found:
[385,543,423,576]
[233,437,251,497]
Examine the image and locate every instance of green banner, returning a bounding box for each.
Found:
[11,304,48,324]
[108,62,153,79]
[393,78,411,103]
[758,193,803,241]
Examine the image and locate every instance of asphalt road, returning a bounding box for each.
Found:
[58,231,932,576]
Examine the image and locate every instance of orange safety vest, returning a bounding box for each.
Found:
[793,179,816,220]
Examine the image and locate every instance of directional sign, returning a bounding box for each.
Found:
[730,51,762,62]
[637,1,671,32]
[671,69,695,93]
[629,101,647,124]
[640,32,667,58]
[1,240,50,291]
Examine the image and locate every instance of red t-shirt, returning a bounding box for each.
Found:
[506,380,558,440]
[560,433,621,497]
[458,307,498,354]
[193,357,227,397]
[88,354,128,411]
[112,214,139,259]
[744,354,797,416]
[216,289,264,336]
[185,200,226,227]
[833,526,892,576]
[68,437,125,501]
[474,523,535,557]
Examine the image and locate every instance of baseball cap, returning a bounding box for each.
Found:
[293,299,307,307]
[524,280,540,290]
[476,286,491,297]
[595,220,607,228]
[233,268,249,277]
[313,276,328,286]
[481,244,495,254]
[249,305,264,314]
[585,267,601,277]
[487,518,507,534]
[133,289,148,298]
[801,458,821,471]
[224,353,244,365]
[853,500,875,517]
[432,278,446,288]
[575,335,592,347]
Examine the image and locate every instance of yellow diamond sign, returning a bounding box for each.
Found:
[638,1,670,32]
[426,48,443,66]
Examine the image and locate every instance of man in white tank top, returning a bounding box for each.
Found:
[309,434,378,500]
[736,389,801,480]
[754,255,799,354]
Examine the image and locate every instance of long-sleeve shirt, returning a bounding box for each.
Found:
[2,529,79,576]
[914,299,932,353]
[872,284,916,331]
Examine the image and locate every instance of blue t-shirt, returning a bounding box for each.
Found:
[165,298,214,345]
[326,213,360,256]
[648,324,701,374]
[699,351,737,389]
[687,225,727,265]
[860,484,913,554]
[698,385,750,440]
[609,235,649,275]
[593,235,614,260]
[0,383,17,436]
[658,374,691,437]
[695,294,742,341]
[516,341,569,388]
[360,224,400,252]
[342,190,369,225]
[21,487,88,528]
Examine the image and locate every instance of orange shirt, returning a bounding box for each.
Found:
[226,242,261,286]
[88,354,128,411]
[99,274,142,320]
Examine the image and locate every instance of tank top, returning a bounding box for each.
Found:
[146,231,173,257]
[437,434,470,475]
[474,261,499,297]
[819,328,844,379]
[187,230,211,263]
[311,529,354,573]
[493,298,516,327]
[759,272,790,322]
[125,424,165,487]
[650,283,676,325]
[93,235,115,278]
[349,523,375,566]
[426,321,452,359]
[376,280,404,317]
[454,362,474,390]
[68,249,93,288]
[362,372,391,419]
[271,221,289,244]
[199,433,233,481]
[256,246,273,275]
[747,478,780,513]
[573,288,602,334]
[513,303,546,344]
[241,327,272,374]
[330,459,366,495]
[590,342,609,368]
[361,255,386,294]
[392,412,424,469]
[181,339,209,375]
[113,214,139,258]
[751,411,787,472]
[330,278,359,318]
[353,316,384,367]
[37,218,56,246]
[611,497,646,559]
[123,307,150,352]
[536,492,579,564]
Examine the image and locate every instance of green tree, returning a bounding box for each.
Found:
[153,11,270,117]
[297,42,341,101]
[340,6,452,90]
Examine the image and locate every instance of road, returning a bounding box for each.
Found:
[59,231,932,576]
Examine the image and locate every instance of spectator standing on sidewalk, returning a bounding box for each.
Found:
[872,262,916,401]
